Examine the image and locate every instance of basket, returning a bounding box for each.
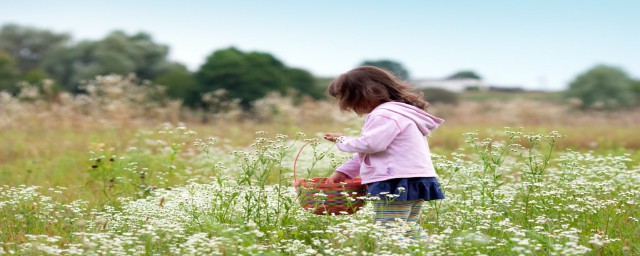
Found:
[292,142,367,215]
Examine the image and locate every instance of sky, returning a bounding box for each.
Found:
[1,0,638,91]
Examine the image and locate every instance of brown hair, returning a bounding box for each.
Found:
[327,66,429,114]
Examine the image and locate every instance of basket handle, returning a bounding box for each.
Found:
[293,141,310,182]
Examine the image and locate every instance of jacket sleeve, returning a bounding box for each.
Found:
[335,153,360,179]
[336,115,401,154]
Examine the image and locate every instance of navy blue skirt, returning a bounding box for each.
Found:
[367,177,445,201]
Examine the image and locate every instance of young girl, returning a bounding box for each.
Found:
[323,66,445,240]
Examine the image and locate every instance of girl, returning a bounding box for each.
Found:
[323,66,445,240]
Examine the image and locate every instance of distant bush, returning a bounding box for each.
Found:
[565,65,636,110]
[448,70,481,80]
[421,87,459,105]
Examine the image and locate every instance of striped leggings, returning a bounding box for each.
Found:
[373,200,426,238]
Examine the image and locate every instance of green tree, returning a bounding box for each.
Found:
[360,59,410,80]
[448,70,482,80]
[0,24,70,74]
[153,63,199,106]
[287,68,324,100]
[0,51,19,92]
[45,31,172,91]
[196,47,316,109]
[565,65,636,109]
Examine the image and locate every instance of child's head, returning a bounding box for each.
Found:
[327,66,429,114]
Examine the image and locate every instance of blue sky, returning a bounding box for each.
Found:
[1,0,638,90]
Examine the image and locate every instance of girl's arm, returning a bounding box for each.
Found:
[334,153,360,179]
[336,115,401,154]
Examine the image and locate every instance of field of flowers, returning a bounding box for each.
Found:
[1,123,638,255]
[1,77,639,255]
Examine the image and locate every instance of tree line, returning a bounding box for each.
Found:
[0,24,333,109]
[1,23,639,110]
[0,24,428,110]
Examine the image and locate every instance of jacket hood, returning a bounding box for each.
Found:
[374,102,444,135]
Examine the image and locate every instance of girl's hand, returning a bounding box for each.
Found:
[326,171,348,184]
[324,133,344,142]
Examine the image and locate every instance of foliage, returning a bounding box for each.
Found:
[448,70,482,80]
[565,65,636,110]
[360,59,410,80]
[196,47,286,109]
[421,87,459,105]
[0,51,19,92]
[153,63,199,106]
[45,31,174,91]
[287,67,325,101]
[196,47,316,109]
[0,24,70,74]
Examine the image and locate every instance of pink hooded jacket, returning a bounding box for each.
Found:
[335,102,443,184]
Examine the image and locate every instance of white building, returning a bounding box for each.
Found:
[409,78,485,92]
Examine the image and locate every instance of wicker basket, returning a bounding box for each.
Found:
[292,142,367,215]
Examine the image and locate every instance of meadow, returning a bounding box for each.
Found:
[1,76,639,255]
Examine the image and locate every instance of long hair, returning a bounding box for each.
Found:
[327,66,429,113]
